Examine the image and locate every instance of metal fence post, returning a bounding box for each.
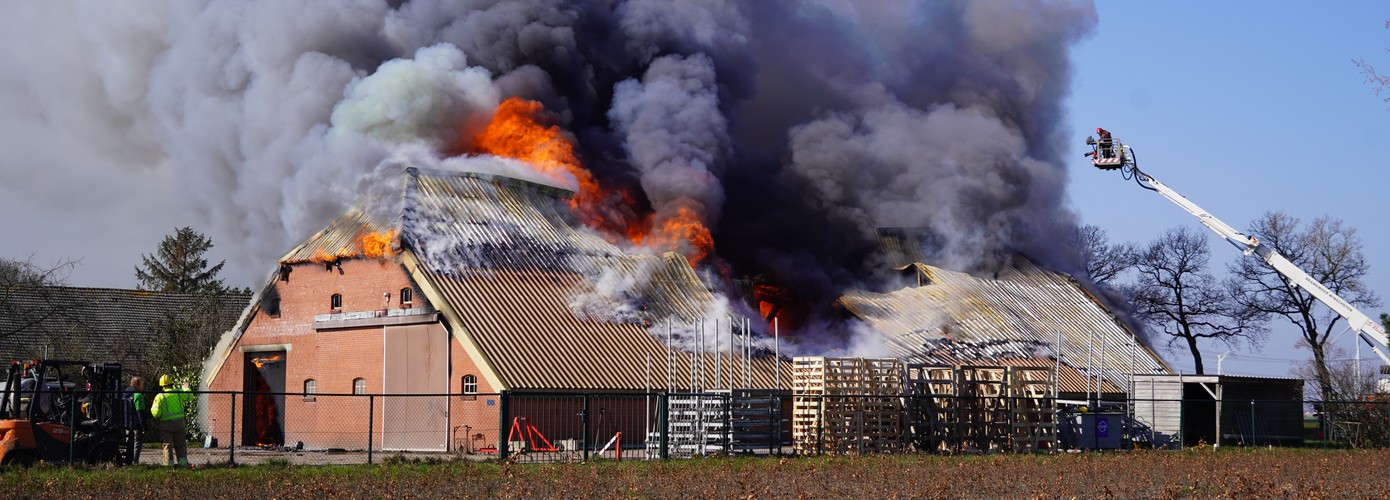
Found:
[582,394,591,461]
[498,391,509,459]
[367,394,375,465]
[724,393,732,454]
[816,395,824,455]
[1177,397,1184,450]
[69,391,76,465]
[1250,400,1256,447]
[230,392,236,465]
[768,395,777,456]
[1321,401,1328,448]
[657,393,669,460]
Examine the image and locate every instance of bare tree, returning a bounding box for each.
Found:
[1228,212,1380,401]
[1295,345,1379,401]
[1354,20,1390,107]
[1127,227,1266,374]
[1069,224,1138,286]
[0,256,79,341]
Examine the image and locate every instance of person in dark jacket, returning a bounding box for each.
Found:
[124,376,147,463]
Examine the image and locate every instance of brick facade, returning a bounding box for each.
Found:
[205,257,500,451]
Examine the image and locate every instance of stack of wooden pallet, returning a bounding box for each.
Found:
[956,366,1010,451]
[905,364,1056,453]
[905,365,958,452]
[792,356,905,455]
[1007,367,1057,452]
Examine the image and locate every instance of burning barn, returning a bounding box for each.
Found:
[839,253,1172,402]
[93,0,1151,455]
[202,167,785,451]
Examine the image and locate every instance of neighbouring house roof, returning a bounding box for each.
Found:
[840,258,1171,394]
[0,286,249,370]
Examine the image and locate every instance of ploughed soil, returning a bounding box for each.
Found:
[5,448,1390,498]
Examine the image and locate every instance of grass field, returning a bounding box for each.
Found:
[5,448,1390,498]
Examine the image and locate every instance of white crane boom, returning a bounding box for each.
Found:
[1084,130,1390,367]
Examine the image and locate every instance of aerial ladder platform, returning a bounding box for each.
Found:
[1083,129,1390,374]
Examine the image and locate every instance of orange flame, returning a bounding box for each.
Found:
[475,98,603,209]
[360,230,399,258]
[641,207,714,265]
[305,231,398,264]
[251,355,284,370]
[473,97,716,266]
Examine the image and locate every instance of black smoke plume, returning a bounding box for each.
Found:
[1,0,1099,351]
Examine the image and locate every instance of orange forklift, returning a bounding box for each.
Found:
[0,360,140,466]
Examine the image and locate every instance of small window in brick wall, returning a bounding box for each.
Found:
[400,288,413,307]
[460,374,477,401]
[303,379,316,402]
[262,286,281,318]
[330,293,342,311]
[353,378,366,395]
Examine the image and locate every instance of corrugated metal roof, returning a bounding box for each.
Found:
[280,210,387,264]
[402,168,786,391]
[841,259,1170,394]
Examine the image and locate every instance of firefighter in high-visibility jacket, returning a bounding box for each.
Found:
[151,374,193,466]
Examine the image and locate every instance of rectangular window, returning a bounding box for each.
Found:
[303,379,317,402]
[461,374,477,401]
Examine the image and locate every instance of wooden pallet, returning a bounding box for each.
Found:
[792,357,906,454]
[904,364,1058,453]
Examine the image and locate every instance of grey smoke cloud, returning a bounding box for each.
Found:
[610,54,730,256]
[2,0,1098,354]
[786,101,1061,273]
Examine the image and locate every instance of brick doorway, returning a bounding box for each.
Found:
[243,351,286,446]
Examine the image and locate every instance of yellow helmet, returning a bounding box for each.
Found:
[159,374,173,387]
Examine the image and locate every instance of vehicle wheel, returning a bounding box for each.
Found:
[1,450,37,467]
[87,442,120,465]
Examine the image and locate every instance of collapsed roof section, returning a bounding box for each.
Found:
[399,167,721,323]
[841,258,1171,394]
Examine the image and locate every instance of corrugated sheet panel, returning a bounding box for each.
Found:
[280,210,386,264]
[404,168,786,391]
[841,261,1170,394]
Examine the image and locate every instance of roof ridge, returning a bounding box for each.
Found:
[1,284,249,297]
[406,165,575,200]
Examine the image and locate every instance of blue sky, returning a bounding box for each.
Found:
[1067,2,1390,377]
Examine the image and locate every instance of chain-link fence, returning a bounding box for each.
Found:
[6,388,1390,466]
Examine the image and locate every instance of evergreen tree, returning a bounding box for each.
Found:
[135,227,228,294]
